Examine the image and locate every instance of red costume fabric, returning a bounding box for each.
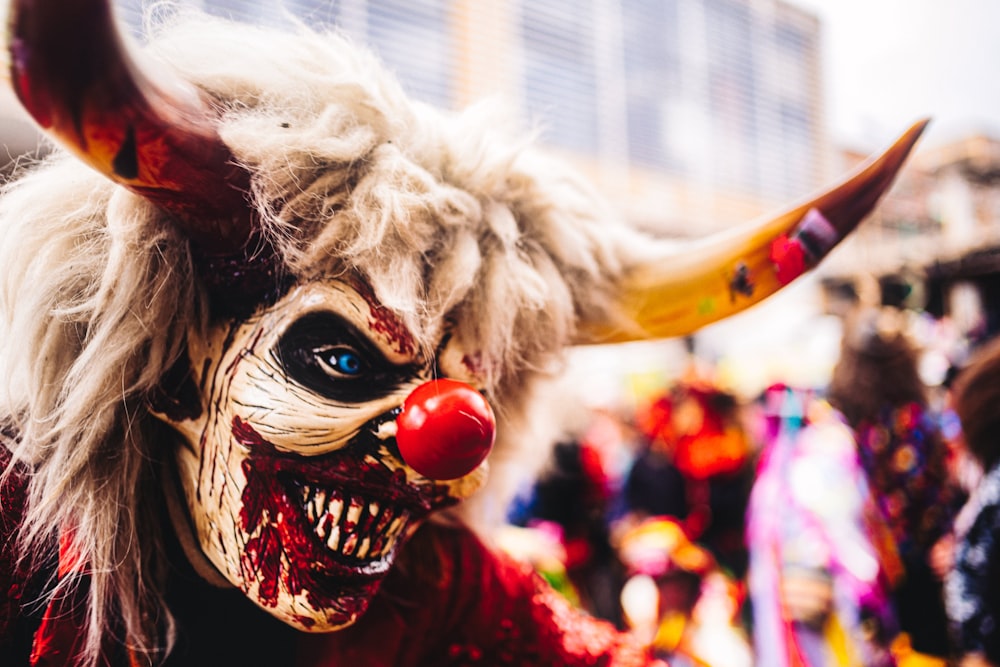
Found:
[0,447,663,667]
[299,524,661,667]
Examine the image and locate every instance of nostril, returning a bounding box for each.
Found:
[395,379,496,480]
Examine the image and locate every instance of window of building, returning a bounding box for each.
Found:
[110,0,823,208]
[365,1,453,108]
[622,0,680,170]
[705,0,759,192]
[519,0,599,154]
[116,0,452,108]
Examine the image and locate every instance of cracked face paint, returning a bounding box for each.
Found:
[155,280,489,631]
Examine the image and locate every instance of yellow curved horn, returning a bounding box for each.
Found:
[577,119,929,345]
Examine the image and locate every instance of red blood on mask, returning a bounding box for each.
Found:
[396,379,496,480]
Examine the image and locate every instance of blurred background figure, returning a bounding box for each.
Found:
[610,366,756,666]
[945,336,1000,667]
[505,407,639,627]
[827,306,962,664]
[746,384,898,667]
[510,435,623,625]
[625,374,754,581]
[617,516,751,667]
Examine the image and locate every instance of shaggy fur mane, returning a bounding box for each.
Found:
[0,9,644,665]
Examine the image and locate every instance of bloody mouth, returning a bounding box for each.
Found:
[232,416,455,610]
[291,480,415,574]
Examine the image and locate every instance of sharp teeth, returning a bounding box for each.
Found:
[358,504,376,535]
[371,527,390,556]
[346,498,363,528]
[329,496,344,526]
[306,491,323,524]
[326,525,341,551]
[356,536,371,559]
[313,490,327,518]
[387,512,408,539]
[342,531,359,555]
[302,485,408,561]
[370,517,391,556]
[373,509,393,536]
[306,496,318,523]
[317,513,331,540]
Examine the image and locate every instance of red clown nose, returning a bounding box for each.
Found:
[396,379,496,480]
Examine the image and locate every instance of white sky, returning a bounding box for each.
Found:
[786,0,1000,149]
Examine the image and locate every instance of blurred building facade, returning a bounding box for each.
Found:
[9,0,993,395]
[106,0,829,237]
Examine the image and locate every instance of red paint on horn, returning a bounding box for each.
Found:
[8,0,254,255]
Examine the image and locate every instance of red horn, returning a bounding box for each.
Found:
[7,0,254,255]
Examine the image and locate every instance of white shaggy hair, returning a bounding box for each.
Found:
[0,8,648,665]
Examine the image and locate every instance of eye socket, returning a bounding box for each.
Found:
[276,311,418,403]
[318,346,365,378]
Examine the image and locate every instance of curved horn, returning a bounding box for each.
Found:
[577,119,929,345]
[7,0,253,254]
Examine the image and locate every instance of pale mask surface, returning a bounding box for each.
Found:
[158,280,488,631]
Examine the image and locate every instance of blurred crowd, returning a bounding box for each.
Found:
[498,287,1000,667]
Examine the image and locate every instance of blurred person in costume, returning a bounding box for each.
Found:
[626,379,753,579]
[945,336,1000,667]
[828,306,961,664]
[506,436,624,625]
[746,384,899,667]
[0,0,925,664]
[617,517,751,667]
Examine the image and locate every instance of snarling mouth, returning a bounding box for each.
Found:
[234,416,458,613]
[297,483,413,567]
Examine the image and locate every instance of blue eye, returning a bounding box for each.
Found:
[327,348,363,376]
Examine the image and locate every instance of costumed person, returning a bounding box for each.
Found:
[505,436,622,626]
[625,378,753,583]
[617,516,752,667]
[827,305,961,664]
[617,517,712,662]
[746,384,899,667]
[0,1,924,665]
[945,336,1000,667]
[625,391,691,522]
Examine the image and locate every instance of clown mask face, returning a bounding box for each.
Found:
[155,280,493,631]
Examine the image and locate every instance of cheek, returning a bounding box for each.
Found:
[228,352,408,454]
[169,437,261,608]
[172,361,258,560]
[194,411,246,501]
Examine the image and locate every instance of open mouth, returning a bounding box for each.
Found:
[298,483,413,565]
[236,417,459,593]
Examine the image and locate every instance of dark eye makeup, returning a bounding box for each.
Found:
[275,311,418,403]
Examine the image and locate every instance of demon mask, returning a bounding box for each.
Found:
[157,279,493,629]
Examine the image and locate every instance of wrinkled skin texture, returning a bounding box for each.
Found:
[156,279,488,631]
